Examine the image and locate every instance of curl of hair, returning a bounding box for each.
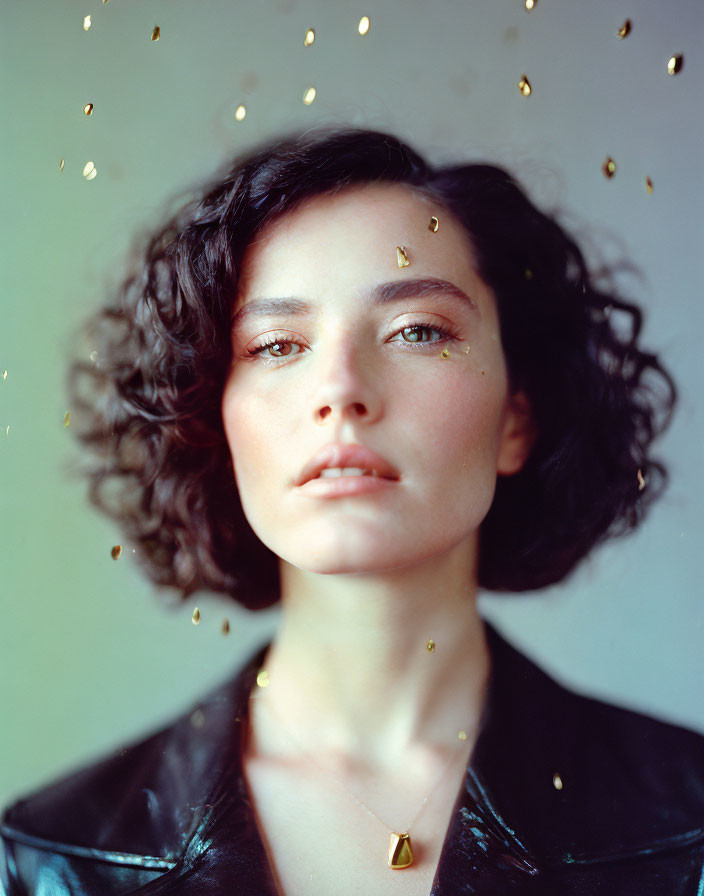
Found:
[68,128,677,608]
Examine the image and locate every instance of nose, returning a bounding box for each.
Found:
[311,338,382,426]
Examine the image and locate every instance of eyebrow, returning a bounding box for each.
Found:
[230,277,478,329]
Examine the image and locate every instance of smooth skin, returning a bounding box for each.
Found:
[221,184,535,895]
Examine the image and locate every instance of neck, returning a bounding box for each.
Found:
[251,546,490,768]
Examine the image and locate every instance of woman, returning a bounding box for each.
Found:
[2,129,703,895]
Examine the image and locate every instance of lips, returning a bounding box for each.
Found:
[296,443,400,487]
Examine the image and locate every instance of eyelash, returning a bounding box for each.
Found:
[245,322,460,364]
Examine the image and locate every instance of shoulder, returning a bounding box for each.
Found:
[476,623,704,864]
[0,644,264,895]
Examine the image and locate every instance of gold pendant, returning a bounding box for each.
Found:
[388,832,413,869]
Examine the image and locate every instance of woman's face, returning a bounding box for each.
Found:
[221,184,532,577]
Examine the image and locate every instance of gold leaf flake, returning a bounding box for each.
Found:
[458,729,468,741]
[4,426,9,436]
[222,618,230,635]
[59,159,65,172]
[524,0,536,10]
[602,157,616,179]
[396,246,410,268]
[151,25,160,41]
[441,348,450,359]
[616,19,631,39]
[645,177,653,195]
[192,607,200,624]
[637,468,646,491]
[111,544,122,560]
[83,103,94,116]
[234,104,246,121]
[426,639,435,653]
[428,216,439,232]
[304,28,315,46]
[303,86,316,105]
[667,54,683,75]
[518,74,531,96]
[83,15,92,31]
[89,350,98,362]
[63,412,70,427]
[465,346,470,354]
[2,370,7,380]
[358,16,370,36]
[256,669,270,688]
[83,161,97,180]
[553,773,563,790]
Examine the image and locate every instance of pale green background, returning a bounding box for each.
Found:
[1,0,702,810]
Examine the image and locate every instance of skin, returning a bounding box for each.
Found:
[220,184,535,893]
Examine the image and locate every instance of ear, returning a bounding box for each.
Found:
[496,390,536,476]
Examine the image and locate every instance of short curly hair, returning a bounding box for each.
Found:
[68,128,676,609]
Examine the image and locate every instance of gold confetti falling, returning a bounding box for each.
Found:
[428,216,439,232]
[2,370,7,380]
[553,773,563,790]
[83,161,97,180]
[518,74,531,96]
[441,348,450,359]
[396,246,410,268]
[256,669,270,688]
[524,0,537,10]
[63,412,70,427]
[58,159,65,172]
[525,268,534,280]
[89,350,98,362]
[602,157,616,179]
[234,104,246,121]
[616,19,631,39]
[645,177,653,195]
[304,28,315,46]
[637,468,646,491]
[151,26,160,41]
[4,426,9,436]
[358,16,370,36]
[192,607,200,625]
[83,103,94,116]
[458,730,468,741]
[667,54,683,75]
[427,639,435,653]
[111,545,122,560]
[303,86,316,105]
[222,618,230,635]
[83,15,92,31]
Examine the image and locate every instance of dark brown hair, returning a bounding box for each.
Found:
[68,128,677,609]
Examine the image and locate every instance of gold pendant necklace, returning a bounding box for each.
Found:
[249,679,471,870]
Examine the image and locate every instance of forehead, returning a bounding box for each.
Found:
[236,183,479,304]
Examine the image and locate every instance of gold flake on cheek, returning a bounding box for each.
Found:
[440,348,450,359]
[83,161,97,180]
[304,28,315,46]
[63,412,70,427]
[303,86,317,105]
[222,618,230,635]
[83,15,92,31]
[518,75,531,97]
[192,607,201,625]
[553,773,563,790]
[667,54,683,75]
[465,346,470,354]
[256,669,270,687]
[396,246,410,268]
[637,468,646,491]
[426,639,435,653]
[111,545,122,560]
[645,177,653,195]
[358,16,370,36]
[602,157,616,179]
[428,216,439,232]
[458,730,468,741]
[59,159,65,172]
[234,104,246,121]
[84,103,94,116]
[616,19,631,39]
[151,26,160,42]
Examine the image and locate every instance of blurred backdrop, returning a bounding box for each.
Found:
[1,0,703,810]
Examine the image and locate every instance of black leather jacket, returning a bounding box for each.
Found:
[2,622,704,895]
